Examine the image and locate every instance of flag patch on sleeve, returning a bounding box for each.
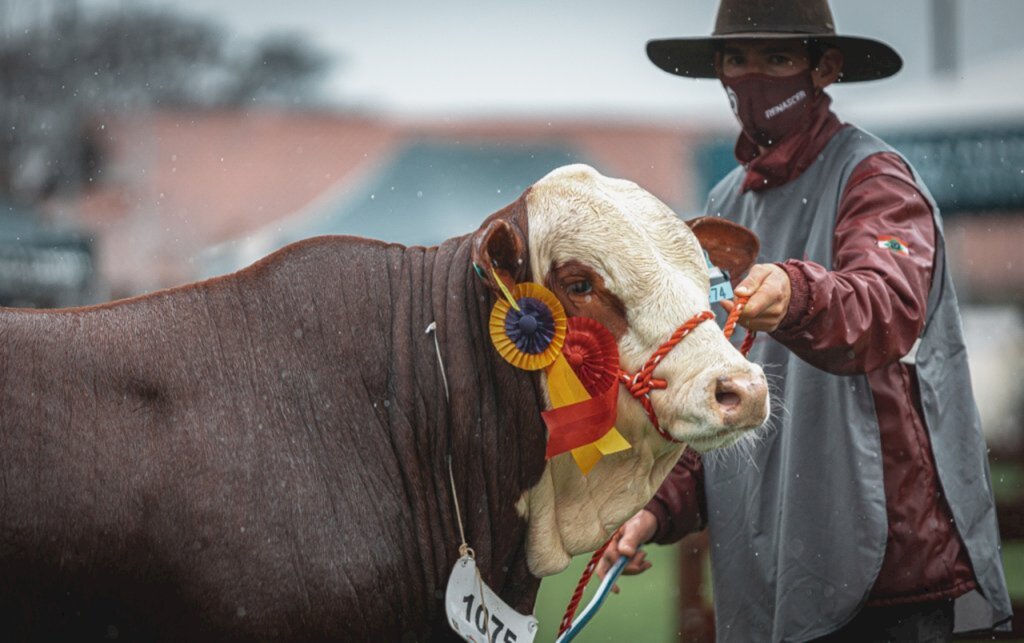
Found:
[877,235,910,256]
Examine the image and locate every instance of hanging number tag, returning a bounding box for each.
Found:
[445,555,538,643]
[704,251,734,304]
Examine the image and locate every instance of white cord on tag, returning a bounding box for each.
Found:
[425,321,451,403]
[447,455,473,560]
[426,322,470,558]
[427,320,491,632]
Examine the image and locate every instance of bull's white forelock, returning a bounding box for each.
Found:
[526,164,711,371]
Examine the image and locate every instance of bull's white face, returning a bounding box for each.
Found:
[527,164,768,450]
[515,164,769,577]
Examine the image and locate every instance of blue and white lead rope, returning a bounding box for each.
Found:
[554,551,635,643]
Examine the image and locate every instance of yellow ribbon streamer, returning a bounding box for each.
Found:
[546,354,630,475]
[593,426,631,455]
[491,268,521,312]
[546,354,590,407]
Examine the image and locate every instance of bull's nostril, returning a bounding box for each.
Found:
[712,372,768,428]
[716,390,742,408]
[715,377,744,410]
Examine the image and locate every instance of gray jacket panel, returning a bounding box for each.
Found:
[701,126,1011,642]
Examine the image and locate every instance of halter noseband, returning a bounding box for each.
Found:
[617,310,715,443]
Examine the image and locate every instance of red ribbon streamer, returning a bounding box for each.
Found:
[542,378,619,459]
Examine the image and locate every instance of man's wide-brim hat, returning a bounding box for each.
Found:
[647,0,902,82]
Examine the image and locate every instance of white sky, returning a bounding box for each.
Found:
[86,0,1024,126]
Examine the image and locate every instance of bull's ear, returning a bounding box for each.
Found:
[471,195,530,296]
[686,216,760,284]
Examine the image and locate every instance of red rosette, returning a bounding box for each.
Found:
[561,317,619,398]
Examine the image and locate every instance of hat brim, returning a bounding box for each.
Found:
[646,33,902,83]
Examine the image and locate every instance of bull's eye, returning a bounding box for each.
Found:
[568,280,593,295]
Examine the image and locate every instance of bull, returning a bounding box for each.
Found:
[0,164,767,640]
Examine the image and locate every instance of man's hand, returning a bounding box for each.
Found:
[595,509,658,594]
[720,263,792,332]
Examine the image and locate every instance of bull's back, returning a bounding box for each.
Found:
[0,237,440,639]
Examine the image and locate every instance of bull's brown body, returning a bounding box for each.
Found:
[0,164,769,641]
[0,234,546,641]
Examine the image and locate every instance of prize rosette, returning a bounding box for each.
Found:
[561,317,619,398]
[489,282,567,371]
[542,317,629,467]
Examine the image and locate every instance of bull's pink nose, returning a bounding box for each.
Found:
[714,373,768,428]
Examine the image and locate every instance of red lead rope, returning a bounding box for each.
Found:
[556,539,613,636]
[557,295,755,638]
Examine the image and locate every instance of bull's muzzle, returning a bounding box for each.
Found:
[619,301,768,445]
[618,311,715,443]
[712,371,769,429]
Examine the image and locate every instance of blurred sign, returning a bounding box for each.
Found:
[888,129,1024,213]
[697,127,1024,214]
[0,241,92,291]
[0,237,95,308]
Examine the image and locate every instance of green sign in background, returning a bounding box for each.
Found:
[696,128,1024,214]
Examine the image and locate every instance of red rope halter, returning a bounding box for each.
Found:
[617,311,715,442]
[557,295,755,639]
[616,294,754,442]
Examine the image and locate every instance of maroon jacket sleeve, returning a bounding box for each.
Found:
[770,152,937,374]
[644,447,706,544]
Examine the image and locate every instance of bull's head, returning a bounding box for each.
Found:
[472,164,769,575]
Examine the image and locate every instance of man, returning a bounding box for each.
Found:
[599,1,1013,641]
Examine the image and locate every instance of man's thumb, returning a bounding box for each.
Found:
[618,523,644,557]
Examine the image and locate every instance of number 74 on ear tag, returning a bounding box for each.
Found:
[704,250,734,304]
[446,556,538,643]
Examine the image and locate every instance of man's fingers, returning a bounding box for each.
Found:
[596,510,658,583]
[742,289,776,319]
[596,548,619,579]
[730,264,792,332]
[619,550,649,576]
[617,534,639,558]
[734,264,772,298]
[617,514,655,557]
[596,529,625,580]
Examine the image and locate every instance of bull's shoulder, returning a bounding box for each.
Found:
[240,235,398,278]
[225,235,414,306]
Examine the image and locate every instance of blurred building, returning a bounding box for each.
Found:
[44,109,706,296]
[40,54,1024,459]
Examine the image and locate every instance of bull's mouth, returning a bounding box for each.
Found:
[663,415,761,454]
[680,424,753,453]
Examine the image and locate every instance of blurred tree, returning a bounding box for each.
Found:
[0,3,332,201]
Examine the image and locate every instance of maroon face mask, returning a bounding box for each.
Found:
[721,72,816,147]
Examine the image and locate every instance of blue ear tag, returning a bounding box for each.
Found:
[704,250,734,304]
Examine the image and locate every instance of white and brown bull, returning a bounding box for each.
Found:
[0,164,767,640]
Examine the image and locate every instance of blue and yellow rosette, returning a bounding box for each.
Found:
[488,277,630,474]
[488,281,567,371]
